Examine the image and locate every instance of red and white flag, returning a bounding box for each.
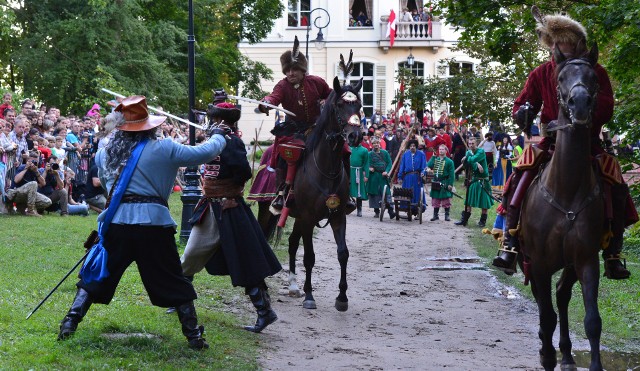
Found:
[386,9,397,47]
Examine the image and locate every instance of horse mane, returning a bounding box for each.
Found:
[306,89,338,151]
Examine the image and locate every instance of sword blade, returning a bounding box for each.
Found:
[226,95,297,118]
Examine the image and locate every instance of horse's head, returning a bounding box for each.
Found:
[332,75,363,147]
[555,43,599,127]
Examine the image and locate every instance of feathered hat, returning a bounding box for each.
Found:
[280,36,308,74]
[532,6,587,50]
[207,102,241,124]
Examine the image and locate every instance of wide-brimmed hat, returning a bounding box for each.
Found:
[207,102,241,124]
[115,96,166,132]
[280,36,308,74]
[532,6,587,50]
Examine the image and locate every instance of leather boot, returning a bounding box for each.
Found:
[603,233,630,280]
[244,287,278,333]
[454,211,470,226]
[271,184,288,211]
[492,232,519,275]
[477,213,488,227]
[373,208,380,218]
[166,276,193,314]
[387,204,396,219]
[430,207,439,221]
[444,208,451,221]
[177,301,209,349]
[356,199,362,217]
[58,288,92,340]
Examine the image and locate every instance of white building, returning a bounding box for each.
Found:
[238,0,478,143]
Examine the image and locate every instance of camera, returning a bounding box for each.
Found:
[51,163,60,171]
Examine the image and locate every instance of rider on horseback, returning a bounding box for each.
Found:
[492,9,638,279]
[258,36,356,214]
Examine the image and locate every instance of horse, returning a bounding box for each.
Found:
[519,44,604,370]
[285,64,363,311]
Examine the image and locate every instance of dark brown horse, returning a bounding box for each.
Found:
[285,62,363,311]
[519,44,604,370]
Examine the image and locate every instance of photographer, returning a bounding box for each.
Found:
[5,151,51,216]
[37,155,68,216]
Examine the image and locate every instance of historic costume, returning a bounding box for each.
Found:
[492,142,513,192]
[398,140,427,214]
[247,144,278,238]
[493,10,638,279]
[455,141,494,227]
[57,96,228,349]
[181,102,282,333]
[425,145,455,221]
[349,142,370,216]
[367,137,395,219]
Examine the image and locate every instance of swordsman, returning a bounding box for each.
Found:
[455,137,493,227]
[180,101,282,333]
[492,9,638,279]
[424,144,455,221]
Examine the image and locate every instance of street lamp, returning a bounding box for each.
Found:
[180,0,200,242]
[407,47,415,67]
[305,7,330,57]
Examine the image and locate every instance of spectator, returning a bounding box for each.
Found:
[9,115,29,166]
[63,168,89,216]
[356,11,368,26]
[0,92,13,120]
[492,135,513,192]
[479,132,498,174]
[38,155,68,215]
[0,119,17,153]
[4,108,16,127]
[5,151,51,216]
[84,163,106,213]
[361,133,372,151]
[51,136,67,161]
[384,129,400,161]
[66,121,83,150]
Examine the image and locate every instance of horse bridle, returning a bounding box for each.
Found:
[324,91,362,148]
[553,59,599,131]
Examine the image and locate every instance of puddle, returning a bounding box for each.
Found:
[418,256,486,271]
[573,350,640,370]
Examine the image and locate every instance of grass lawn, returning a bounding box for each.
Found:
[0,192,269,370]
[450,178,640,352]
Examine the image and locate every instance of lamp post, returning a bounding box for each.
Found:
[180,0,200,242]
[407,47,415,67]
[305,8,331,58]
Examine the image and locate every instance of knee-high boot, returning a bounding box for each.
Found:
[430,207,439,221]
[454,210,471,226]
[177,301,209,349]
[444,208,451,221]
[356,198,363,217]
[58,288,93,340]
[477,213,488,227]
[244,286,278,333]
[492,204,521,275]
[387,203,396,219]
[603,183,631,279]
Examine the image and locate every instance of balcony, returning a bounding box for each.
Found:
[378,16,445,52]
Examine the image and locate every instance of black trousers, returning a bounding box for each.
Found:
[77,224,197,307]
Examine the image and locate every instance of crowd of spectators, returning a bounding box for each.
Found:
[0,91,191,217]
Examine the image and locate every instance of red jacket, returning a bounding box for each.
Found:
[513,59,613,151]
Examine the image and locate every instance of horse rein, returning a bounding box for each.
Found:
[553,59,599,131]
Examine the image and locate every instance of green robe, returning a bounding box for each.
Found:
[349,145,370,199]
[426,155,454,199]
[463,148,494,209]
[366,149,392,198]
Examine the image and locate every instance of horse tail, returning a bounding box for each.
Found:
[264,214,279,243]
[274,226,284,248]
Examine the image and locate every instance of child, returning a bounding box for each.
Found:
[52,136,66,161]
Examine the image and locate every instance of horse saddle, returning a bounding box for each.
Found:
[596,153,624,185]
[515,143,550,170]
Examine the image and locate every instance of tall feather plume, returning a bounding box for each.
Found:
[292,36,300,62]
[339,49,354,85]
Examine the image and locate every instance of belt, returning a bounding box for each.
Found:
[121,194,168,207]
[406,170,421,175]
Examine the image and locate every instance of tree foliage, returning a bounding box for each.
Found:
[0,0,283,115]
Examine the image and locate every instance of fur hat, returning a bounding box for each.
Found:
[207,102,241,124]
[532,6,587,50]
[280,36,308,74]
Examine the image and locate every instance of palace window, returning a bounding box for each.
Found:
[349,62,375,117]
[397,61,425,77]
[287,0,311,28]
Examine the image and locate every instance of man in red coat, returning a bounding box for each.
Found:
[259,36,355,213]
[493,10,637,279]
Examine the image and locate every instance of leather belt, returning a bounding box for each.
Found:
[121,194,168,207]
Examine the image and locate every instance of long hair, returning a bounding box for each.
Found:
[104,112,156,178]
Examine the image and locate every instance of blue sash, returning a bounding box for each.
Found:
[80,139,149,284]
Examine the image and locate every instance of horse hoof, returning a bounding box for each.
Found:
[560,363,577,371]
[302,300,317,309]
[335,299,348,312]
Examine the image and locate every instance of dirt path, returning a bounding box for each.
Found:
[257,205,552,370]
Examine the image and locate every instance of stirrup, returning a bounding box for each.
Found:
[603,255,630,280]
[492,242,518,275]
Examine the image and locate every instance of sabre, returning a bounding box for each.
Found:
[226,95,297,118]
[101,88,204,129]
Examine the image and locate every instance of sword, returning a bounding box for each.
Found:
[101,88,204,129]
[226,95,297,118]
[431,181,463,199]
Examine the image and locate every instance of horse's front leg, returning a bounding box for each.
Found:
[288,221,302,297]
[577,256,603,371]
[531,272,557,371]
[330,212,349,311]
[301,223,317,309]
[556,268,578,369]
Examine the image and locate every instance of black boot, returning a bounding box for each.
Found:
[454,211,471,226]
[373,208,380,218]
[177,301,209,349]
[477,213,488,227]
[58,288,92,340]
[492,232,519,275]
[603,233,630,280]
[271,184,289,211]
[444,208,451,221]
[244,287,278,333]
[387,204,396,220]
[166,276,193,314]
[356,198,363,217]
[430,207,440,221]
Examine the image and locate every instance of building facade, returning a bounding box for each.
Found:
[238,0,478,143]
